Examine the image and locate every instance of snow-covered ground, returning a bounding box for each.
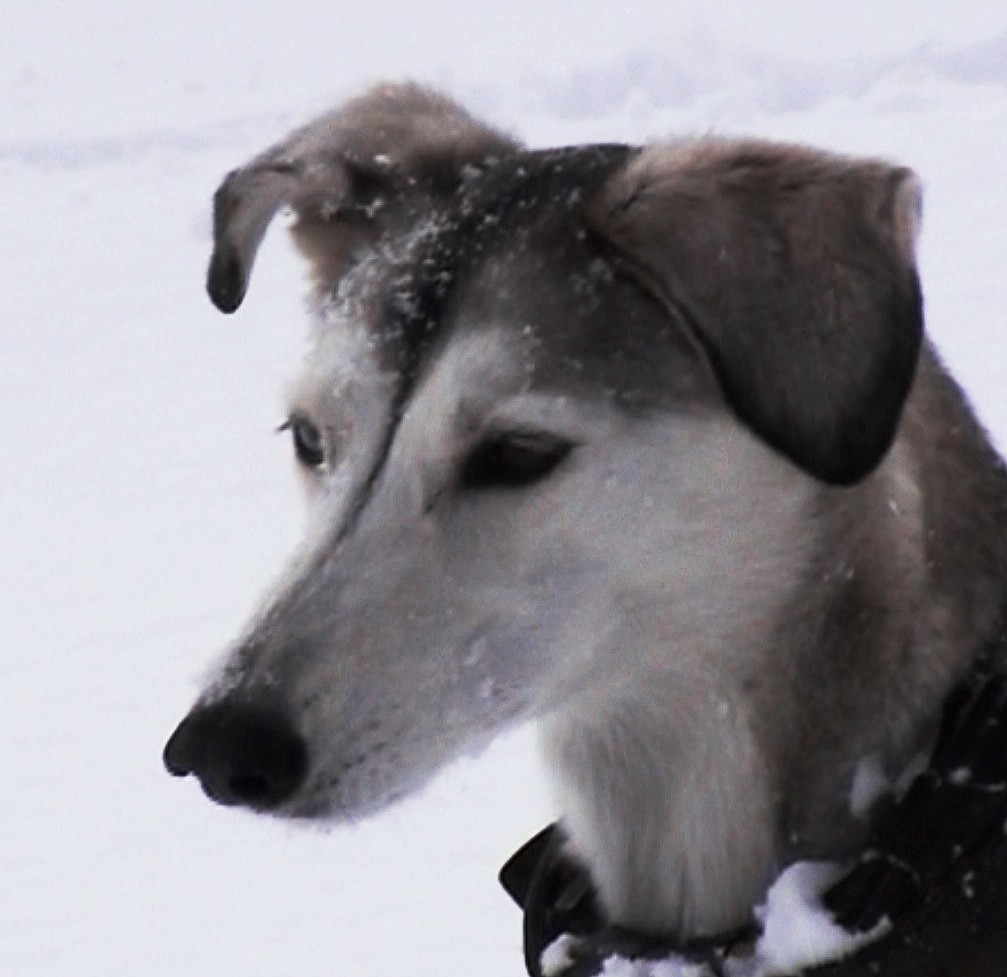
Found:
[3,3,1006,975]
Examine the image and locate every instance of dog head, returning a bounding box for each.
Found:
[165,83,924,928]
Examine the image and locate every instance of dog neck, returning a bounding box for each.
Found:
[504,644,1007,977]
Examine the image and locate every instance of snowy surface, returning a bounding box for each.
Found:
[3,3,1007,976]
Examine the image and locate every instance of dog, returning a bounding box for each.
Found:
[164,82,1007,946]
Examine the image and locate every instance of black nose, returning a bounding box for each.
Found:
[163,702,308,811]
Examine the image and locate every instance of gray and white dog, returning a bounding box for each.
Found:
[164,83,1007,942]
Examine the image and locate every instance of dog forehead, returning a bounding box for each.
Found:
[302,141,710,415]
[343,145,635,363]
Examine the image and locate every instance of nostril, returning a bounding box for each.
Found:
[163,702,308,811]
[228,774,273,804]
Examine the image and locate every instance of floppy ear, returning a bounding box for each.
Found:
[592,139,924,485]
[206,82,519,313]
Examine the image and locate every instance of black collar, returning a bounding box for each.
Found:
[500,663,1007,977]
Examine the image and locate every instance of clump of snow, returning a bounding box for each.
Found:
[601,954,708,977]
[948,766,973,786]
[739,862,890,976]
[850,750,933,820]
[849,753,891,819]
[541,934,581,976]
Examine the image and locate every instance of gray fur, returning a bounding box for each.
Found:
[167,83,1007,941]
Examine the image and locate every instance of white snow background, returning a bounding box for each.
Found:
[3,2,1007,975]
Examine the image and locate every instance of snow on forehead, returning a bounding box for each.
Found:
[302,213,446,371]
[296,301,383,407]
[295,231,421,397]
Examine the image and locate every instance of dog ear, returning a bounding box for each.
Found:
[206,82,519,313]
[592,140,924,485]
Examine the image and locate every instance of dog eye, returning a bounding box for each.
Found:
[460,432,574,490]
[279,415,326,469]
